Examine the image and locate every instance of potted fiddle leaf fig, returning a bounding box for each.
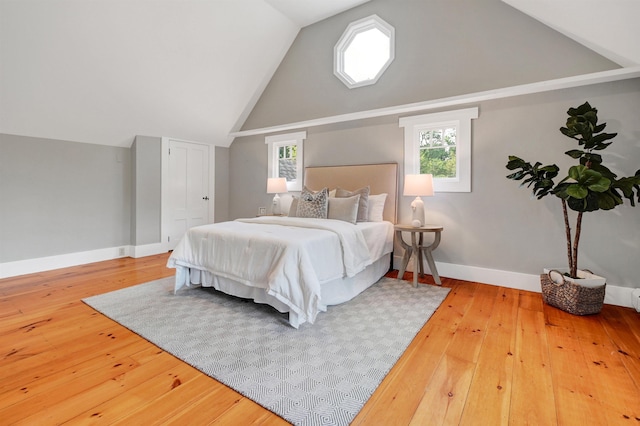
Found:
[506,101,640,315]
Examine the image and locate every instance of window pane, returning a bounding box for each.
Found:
[419,127,457,148]
[443,127,456,146]
[419,129,443,148]
[278,144,297,181]
[420,147,457,178]
[343,28,391,83]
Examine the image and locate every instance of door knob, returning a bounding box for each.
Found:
[202,196,209,200]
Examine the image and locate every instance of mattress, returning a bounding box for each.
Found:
[167,217,394,327]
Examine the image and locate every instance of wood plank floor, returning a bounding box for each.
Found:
[1,253,639,425]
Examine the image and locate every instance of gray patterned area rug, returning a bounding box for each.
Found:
[83,277,449,425]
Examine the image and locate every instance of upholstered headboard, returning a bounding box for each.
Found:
[304,163,398,223]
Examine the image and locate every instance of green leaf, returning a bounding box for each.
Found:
[505,156,558,199]
[613,174,640,205]
[568,165,581,180]
[506,171,524,180]
[567,196,587,212]
[583,110,598,125]
[587,176,610,193]
[583,153,602,165]
[584,192,600,211]
[506,157,526,170]
[593,123,606,133]
[590,132,617,145]
[566,184,588,199]
[565,149,584,159]
[568,101,593,117]
[560,127,578,138]
[595,191,621,210]
[592,142,613,151]
[589,162,617,180]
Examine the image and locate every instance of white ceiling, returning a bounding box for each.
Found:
[0,0,636,149]
[0,0,370,148]
[265,0,371,27]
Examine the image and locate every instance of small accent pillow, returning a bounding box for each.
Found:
[288,196,299,217]
[296,187,329,219]
[367,193,387,222]
[336,186,370,222]
[328,194,360,224]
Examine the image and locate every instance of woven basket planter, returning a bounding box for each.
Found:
[540,269,606,315]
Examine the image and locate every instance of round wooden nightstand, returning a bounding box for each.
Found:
[394,224,443,287]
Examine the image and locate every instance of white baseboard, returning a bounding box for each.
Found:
[130,243,166,259]
[393,255,637,310]
[0,244,168,279]
[1,246,129,279]
[605,286,639,311]
[1,250,636,310]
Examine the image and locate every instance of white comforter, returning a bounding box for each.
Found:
[167,217,373,325]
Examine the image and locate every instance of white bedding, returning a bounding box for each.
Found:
[167,217,393,327]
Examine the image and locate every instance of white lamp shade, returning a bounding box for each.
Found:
[267,177,288,194]
[403,174,434,197]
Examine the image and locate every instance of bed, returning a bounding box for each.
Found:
[167,163,398,328]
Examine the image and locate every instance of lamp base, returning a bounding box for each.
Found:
[272,194,281,215]
[411,196,425,227]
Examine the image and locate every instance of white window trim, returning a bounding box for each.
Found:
[334,14,395,89]
[265,131,306,192]
[400,107,478,192]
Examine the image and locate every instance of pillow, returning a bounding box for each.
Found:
[296,186,329,219]
[327,194,360,224]
[329,188,337,198]
[335,186,370,222]
[367,193,387,222]
[288,196,299,217]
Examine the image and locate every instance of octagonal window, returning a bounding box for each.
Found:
[334,15,395,89]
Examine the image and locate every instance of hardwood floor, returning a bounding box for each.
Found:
[1,253,639,425]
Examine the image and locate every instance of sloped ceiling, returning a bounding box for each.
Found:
[1,1,290,148]
[0,0,635,149]
[503,0,640,67]
[0,0,369,148]
[265,0,371,27]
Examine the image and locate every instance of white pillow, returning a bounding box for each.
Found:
[327,194,360,224]
[288,196,299,217]
[367,193,387,222]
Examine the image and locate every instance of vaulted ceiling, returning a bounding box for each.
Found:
[0,0,637,149]
[503,0,640,67]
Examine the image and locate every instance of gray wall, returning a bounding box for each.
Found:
[1,133,227,263]
[242,0,618,130]
[229,78,640,288]
[214,146,230,223]
[131,136,162,246]
[228,0,637,288]
[0,134,131,262]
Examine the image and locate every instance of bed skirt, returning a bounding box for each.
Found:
[173,253,391,328]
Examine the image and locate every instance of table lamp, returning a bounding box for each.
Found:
[403,174,434,227]
[267,177,288,215]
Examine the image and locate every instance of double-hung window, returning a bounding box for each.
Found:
[265,131,306,192]
[400,107,478,192]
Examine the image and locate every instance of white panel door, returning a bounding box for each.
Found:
[167,140,209,250]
